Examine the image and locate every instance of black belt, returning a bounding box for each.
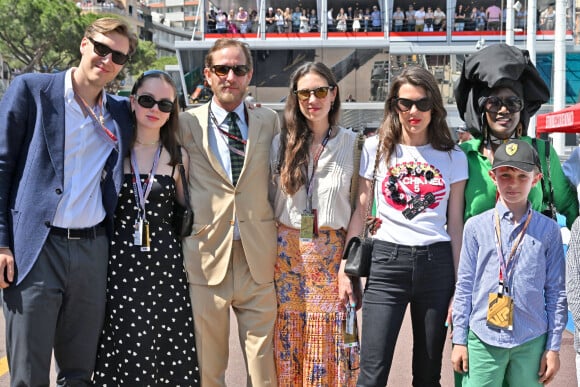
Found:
[50,224,106,240]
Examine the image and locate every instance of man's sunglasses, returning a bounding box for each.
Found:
[294,86,335,101]
[210,65,250,77]
[394,97,433,112]
[88,37,130,65]
[135,95,175,113]
[483,96,524,113]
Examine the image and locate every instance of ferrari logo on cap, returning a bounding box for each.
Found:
[506,143,518,156]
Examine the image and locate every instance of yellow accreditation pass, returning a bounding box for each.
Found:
[300,212,315,243]
[486,292,514,330]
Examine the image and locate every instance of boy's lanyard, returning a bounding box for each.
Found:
[305,127,332,212]
[493,208,532,294]
[130,145,163,221]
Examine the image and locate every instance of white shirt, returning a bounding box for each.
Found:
[270,127,357,230]
[208,99,248,239]
[361,136,468,245]
[52,68,117,228]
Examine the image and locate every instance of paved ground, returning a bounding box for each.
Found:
[0,307,576,386]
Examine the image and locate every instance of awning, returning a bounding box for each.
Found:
[536,103,580,135]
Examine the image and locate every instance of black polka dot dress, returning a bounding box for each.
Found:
[93,174,200,386]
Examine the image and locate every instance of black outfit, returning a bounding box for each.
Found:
[94,173,200,386]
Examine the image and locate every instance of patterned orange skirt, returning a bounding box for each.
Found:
[274,225,359,387]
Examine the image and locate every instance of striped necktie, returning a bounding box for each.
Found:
[227,112,245,185]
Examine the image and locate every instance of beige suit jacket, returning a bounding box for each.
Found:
[179,103,280,286]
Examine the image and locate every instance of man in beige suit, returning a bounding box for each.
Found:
[179,38,279,386]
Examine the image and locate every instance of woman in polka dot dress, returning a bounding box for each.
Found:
[93,70,200,386]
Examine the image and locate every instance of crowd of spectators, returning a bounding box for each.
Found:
[204,3,564,35]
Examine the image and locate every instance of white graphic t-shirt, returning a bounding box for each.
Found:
[361,135,468,246]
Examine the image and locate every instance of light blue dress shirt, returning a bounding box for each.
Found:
[453,201,567,351]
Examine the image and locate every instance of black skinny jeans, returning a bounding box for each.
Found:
[357,240,455,387]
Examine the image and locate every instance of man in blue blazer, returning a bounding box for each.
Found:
[0,18,138,385]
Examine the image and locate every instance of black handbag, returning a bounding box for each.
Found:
[172,150,193,238]
[343,236,373,277]
[343,144,380,277]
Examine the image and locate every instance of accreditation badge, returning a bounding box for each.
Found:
[486,292,514,330]
[300,211,315,243]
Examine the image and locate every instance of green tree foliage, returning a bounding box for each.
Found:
[0,0,155,81]
[0,0,88,73]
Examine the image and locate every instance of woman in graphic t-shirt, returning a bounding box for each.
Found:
[339,66,467,385]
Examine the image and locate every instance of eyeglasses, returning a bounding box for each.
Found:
[135,94,175,113]
[210,64,250,77]
[294,86,335,101]
[484,96,524,113]
[394,97,433,112]
[88,37,130,65]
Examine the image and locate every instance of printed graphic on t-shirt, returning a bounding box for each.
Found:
[382,160,446,212]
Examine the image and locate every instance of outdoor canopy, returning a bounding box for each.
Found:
[536,103,580,136]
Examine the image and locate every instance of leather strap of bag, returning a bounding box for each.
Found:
[177,147,192,212]
[361,141,382,238]
[350,130,366,214]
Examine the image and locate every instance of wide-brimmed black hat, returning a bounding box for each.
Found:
[454,44,550,135]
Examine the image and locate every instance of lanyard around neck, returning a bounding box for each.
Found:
[208,103,247,156]
[73,91,118,149]
[305,127,332,211]
[493,208,532,284]
[130,145,163,220]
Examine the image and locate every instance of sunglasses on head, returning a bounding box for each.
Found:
[484,96,524,113]
[210,64,250,77]
[394,97,433,112]
[294,86,335,101]
[88,37,130,65]
[135,94,175,113]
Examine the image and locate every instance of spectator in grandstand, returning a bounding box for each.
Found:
[327,7,334,32]
[434,6,446,31]
[363,7,371,32]
[235,7,249,33]
[336,8,348,32]
[270,60,359,387]
[284,7,292,32]
[344,65,467,386]
[405,4,416,31]
[540,5,556,30]
[265,6,276,32]
[455,126,473,144]
[353,9,362,32]
[486,2,502,30]
[292,6,302,32]
[392,6,405,32]
[371,5,382,31]
[215,9,228,33]
[516,7,527,30]
[454,43,578,230]
[275,8,285,33]
[425,7,435,32]
[414,6,426,32]
[455,4,467,31]
[300,8,309,33]
[473,6,486,31]
[309,9,319,32]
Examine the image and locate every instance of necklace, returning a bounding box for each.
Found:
[135,138,160,146]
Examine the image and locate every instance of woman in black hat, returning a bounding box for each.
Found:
[454,44,578,229]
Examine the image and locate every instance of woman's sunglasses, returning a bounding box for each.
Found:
[294,86,335,101]
[211,65,250,77]
[88,37,130,65]
[135,95,175,113]
[394,97,433,112]
[484,96,524,113]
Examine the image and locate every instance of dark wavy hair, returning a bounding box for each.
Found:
[130,70,181,166]
[379,66,454,165]
[278,62,341,195]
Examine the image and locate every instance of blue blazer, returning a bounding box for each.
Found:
[0,71,132,285]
